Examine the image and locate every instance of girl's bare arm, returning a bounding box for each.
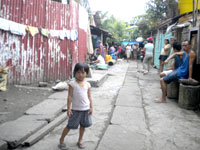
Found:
[88,88,93,115]
[67,85,73,117]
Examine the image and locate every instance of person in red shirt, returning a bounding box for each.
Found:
[117,44,122,58]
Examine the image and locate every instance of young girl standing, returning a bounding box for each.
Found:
[59,62,93,150]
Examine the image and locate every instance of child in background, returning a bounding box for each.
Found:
[59,62,93,150]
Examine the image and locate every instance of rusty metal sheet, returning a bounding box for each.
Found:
[0,0,89,84]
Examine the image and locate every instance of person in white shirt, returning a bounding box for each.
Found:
[126,44,132,62]
[143,38,154,74]
[93,51,105,65]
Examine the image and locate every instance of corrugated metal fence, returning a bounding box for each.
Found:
[0,0,88,84]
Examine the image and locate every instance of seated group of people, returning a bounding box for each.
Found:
[92,41,119,67]
[155,40,196,103]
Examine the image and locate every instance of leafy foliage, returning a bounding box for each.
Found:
[129,0,178,39]
[99,13,131,43]
[146,0,167,25]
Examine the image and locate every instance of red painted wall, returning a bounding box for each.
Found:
[0,0,88,84]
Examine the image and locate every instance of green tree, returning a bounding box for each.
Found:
[146,0,178,26]
[146,0,167,26]
[130,14,151,39]
[130,0,178,38]
[129,27,141,41]
[100,13,128,43]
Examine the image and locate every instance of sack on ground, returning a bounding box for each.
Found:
[52,81,68,91]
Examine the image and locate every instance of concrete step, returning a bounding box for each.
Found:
[0,91,68,149]
[86,70,108,87]
[25,98,67,122]
[0,141,7,150]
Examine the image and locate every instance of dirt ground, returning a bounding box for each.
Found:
[0,84,54,125]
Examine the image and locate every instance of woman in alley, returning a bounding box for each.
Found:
[159,39,171,72]
[126,44,132,62]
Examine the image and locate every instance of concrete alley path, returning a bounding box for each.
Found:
[16,60,200,150]
[97,61,200,150]
[18,61,129,150]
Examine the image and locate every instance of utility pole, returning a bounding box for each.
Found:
[193,0,199,27]
[195,0,199,26]
[193,0,195,27]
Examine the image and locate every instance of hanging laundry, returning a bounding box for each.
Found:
[59,30,66,40]
[0,18,10,31]
[10,21,26,36]
[18,24,27,36]
[50,30,60,37]
[41,28,49,37]
[87,23,93,54]
[65,30,71,40]
[26,26,39,36]
[70,30,78,41]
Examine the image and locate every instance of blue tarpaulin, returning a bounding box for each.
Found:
[121,41,140,46]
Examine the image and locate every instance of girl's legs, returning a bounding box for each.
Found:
[78,126,85,144]
[60,127,70,144]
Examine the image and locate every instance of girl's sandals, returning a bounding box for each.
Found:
[58,143,68,150]
[77,142,86,149]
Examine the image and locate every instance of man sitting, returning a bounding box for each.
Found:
[155,40,196,103]
[93,51,105,65]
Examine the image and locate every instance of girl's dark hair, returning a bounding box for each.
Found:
[73,62,89,77]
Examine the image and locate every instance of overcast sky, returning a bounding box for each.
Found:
[88,0,149,22]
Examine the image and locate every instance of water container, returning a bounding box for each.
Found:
[178,0,200,15]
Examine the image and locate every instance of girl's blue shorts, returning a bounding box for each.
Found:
[67,110,92,129]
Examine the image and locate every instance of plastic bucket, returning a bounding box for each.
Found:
[112,55,117,60]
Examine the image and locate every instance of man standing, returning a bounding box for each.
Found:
[155,40,196,103]
[143,38,154,74]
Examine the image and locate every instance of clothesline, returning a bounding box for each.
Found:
[0,17,78,41]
